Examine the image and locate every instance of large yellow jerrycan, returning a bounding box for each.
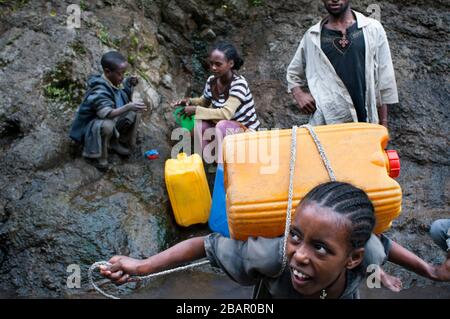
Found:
[165,153,211,227]
[223,123,402,240]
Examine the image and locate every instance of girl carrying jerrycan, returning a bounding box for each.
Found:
[172,42,261,164]
[99,182,450,298]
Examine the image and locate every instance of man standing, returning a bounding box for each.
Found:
[286,0,398,128]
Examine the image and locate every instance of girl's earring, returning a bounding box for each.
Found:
[320,289,327,299]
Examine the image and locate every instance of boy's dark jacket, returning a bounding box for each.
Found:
[69,74,133,143]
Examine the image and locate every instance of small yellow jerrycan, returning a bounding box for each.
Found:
[165,153,211,227]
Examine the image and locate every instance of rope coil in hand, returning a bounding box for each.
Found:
[88,260,210,299]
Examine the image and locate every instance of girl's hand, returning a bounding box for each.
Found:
[433,257,450,282]
[181,105,196,116]
[99,256,144,285]
[380,269,403,292]
[172,98,190,107]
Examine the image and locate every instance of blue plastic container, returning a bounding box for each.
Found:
[208,164,230,237]
[144,149,159,159]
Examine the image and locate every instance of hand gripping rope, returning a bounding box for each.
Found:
[88,260,210,299]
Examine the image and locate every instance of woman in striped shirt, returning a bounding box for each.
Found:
[174,42,260,163]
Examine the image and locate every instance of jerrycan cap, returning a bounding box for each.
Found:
[177,152,188,160]
[385,150,400,178]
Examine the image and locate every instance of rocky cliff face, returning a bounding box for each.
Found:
[0,0,448,297]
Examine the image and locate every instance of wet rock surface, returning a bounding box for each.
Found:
[0,0,448,297]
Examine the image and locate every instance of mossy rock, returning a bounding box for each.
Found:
[42,61,84,108]
[70,40,87,56]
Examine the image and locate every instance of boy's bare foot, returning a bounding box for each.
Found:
[110,141,131,156]
[84,157,109,171]
[95,158,109,171]
[380,269,402,292]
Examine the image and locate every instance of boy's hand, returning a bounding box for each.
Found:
[127,101,147,112]
[172,98,190,107]
[99,256,143,285]
[129,76,139,87]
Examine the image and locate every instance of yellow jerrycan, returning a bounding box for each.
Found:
[165,153,212,227]
[223,123,401,240]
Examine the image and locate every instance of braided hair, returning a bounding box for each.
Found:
[300,182,376,249]
[210,42,244,70]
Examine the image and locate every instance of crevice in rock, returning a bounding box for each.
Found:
[0,118,23,153]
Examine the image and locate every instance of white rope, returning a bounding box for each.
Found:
[88,259,210,299]
[276,126,298,276]
[277,124,335,275]
[89,124,334,298]
[302,125,336,181]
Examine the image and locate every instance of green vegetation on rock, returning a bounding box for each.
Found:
[42,61,84,108]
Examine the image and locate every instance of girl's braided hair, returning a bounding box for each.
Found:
[300,182,376,249]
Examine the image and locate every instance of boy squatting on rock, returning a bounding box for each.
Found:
[69,51,147,170]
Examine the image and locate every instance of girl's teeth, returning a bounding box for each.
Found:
[293,268,310,279]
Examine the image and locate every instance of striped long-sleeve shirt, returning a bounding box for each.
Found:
[194,74,261,130]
